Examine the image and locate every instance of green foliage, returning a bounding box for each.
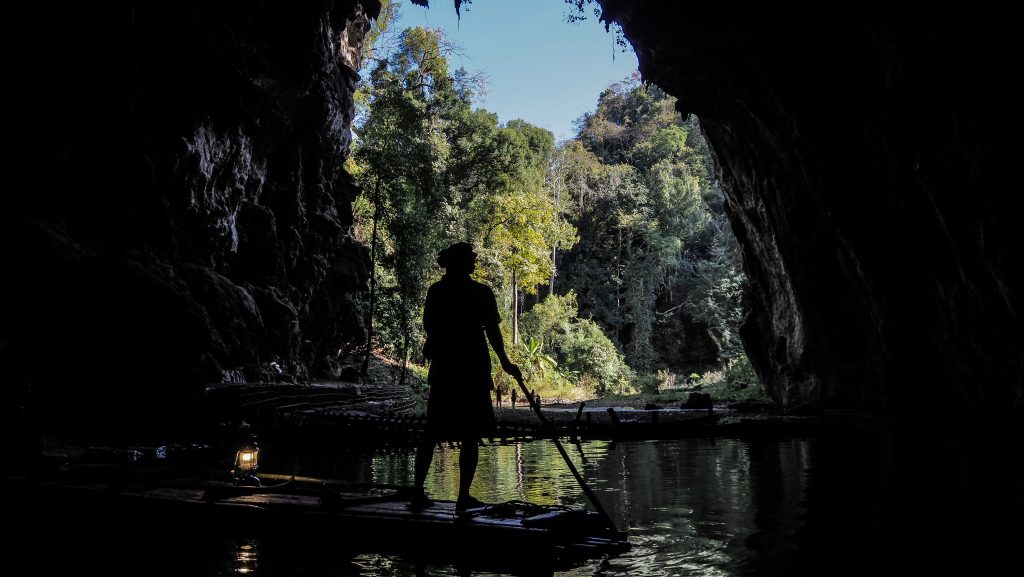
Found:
[463,120,577,300]
[558,77,746,375]
[353,25,579,384]
[518,292,578,350]
[520,336,558,381]
[517,291,631,395]
[557,317,632,395]
[355,26,477,364]
[351,25,747,402]
[361,0,398,66]
[697,354,768,403]
[633,373,662,395]
[724,354,759,389]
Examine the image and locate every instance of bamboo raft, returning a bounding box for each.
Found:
[205,383,721,443]
[5,464,629,572]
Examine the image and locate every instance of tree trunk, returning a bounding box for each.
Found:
[512,269,519,345]
[399,322,409,387]
[550,243,556,296]
[615,224,623,342]
[551,171,559,297]
[361,178,382,382]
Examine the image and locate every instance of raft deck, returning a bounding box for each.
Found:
[7,467,629,571]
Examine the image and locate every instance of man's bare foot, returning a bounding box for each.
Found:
[455,495,487,512]
[408,492,435,512]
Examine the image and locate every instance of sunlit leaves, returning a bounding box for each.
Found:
[557,76,747,374]
[353,26,580,373]
[519,291,631,394]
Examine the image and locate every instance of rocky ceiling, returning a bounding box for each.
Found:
[3,1,1019,436]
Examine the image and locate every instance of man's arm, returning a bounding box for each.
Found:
[485,322,522,381]
[481,285,522,380]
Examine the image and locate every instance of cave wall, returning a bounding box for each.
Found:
[3,1,379,434]
[599,1,1023,411]
[5,0,1021,429]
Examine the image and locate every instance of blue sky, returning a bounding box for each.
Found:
[390,0,639,142]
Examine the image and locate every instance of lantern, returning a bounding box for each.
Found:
[231,436,260,485]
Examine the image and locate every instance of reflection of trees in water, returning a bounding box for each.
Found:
[398,437,785,575]
[735,438,810,576]
[586,439,759,526]
[266,440,381,482]
[371,448,416,486]
[583,439,763,573]
[418,440,614,505]
[244,432,1020,575]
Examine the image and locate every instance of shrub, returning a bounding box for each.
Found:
[699,354,768,402]
[518,290,632,396]
[634,373,661,395]
[724,353,758,388]
[559,318,631,394]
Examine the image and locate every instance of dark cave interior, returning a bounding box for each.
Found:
[2,0,1021,438]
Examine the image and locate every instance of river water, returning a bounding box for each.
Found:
[233,426,1020,576]
[17,427,1021,576]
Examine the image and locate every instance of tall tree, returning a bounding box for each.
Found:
[558,77,745,374]
[355,26,471,380]
[465,121,576,344]
[353,26,576,383]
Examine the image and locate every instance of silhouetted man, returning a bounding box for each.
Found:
[410,242,522,513]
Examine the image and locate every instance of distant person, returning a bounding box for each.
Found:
[495,382,504,408]
[511,387,518,409]
[411,242,522,513]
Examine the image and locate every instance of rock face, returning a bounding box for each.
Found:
[599,1,1023,412]
[5,0,1021,433]
[4,1,379,434]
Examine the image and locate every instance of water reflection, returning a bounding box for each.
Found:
[20,431,1018,576]
[233,540,258,574]
[574,439,765,577]
[263,430,1020,576]
[282,438,774,576]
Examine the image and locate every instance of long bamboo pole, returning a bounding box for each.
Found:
[513,375,619,533]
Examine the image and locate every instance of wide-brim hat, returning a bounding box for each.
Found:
[437,242,477,269]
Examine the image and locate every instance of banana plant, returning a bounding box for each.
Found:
[521,336,558,380]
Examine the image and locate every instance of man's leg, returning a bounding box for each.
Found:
[414,440,434,493]
[456,438,483,509]
[410,440,435,510]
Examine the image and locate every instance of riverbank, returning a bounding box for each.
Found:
[200,380,933,446]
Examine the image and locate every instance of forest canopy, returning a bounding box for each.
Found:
[350,18,753,400]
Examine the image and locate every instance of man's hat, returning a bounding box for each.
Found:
[437,242,477,269]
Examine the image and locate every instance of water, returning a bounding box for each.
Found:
[13,429,1021,576]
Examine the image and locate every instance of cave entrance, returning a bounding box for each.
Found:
[352,0,761,405]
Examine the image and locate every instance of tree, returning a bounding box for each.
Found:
[464,121,577,345]
[557,77,746,374]
[352,32,743,396]
[355,26,474,380]
[353,27,577,387]
[518,290,630,394]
